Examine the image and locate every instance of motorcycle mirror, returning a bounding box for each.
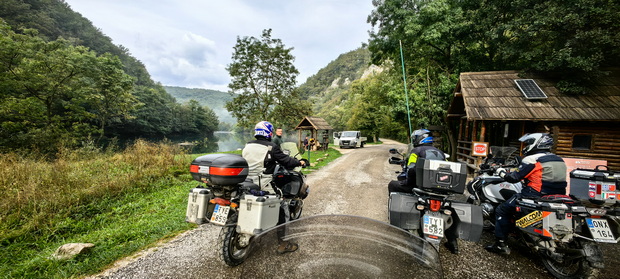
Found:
[389,148,397,154]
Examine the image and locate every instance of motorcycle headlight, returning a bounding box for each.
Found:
[586,208,607,216]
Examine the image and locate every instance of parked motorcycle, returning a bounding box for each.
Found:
[466,146,620,279]
[387,148,483,251]
[187,143,309,266]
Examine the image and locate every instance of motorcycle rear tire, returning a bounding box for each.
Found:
[540,240,600,279]
[219,214,251,267]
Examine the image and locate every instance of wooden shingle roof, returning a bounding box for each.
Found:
[448,69,620,121]
[294,116,333,130]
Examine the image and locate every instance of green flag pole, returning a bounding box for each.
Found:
[399,40,413,144]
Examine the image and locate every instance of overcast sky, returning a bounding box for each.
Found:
[64,0,375,92]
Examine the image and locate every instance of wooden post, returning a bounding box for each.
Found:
[465,120,470,141]
[472,120,478,141]
[480,121,486,142]
[551,126,560,153]
[458,118,464,141]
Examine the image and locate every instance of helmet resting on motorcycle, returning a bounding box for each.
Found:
[519,133,553,155]
[254,121,274,139]
[411,129,433,147]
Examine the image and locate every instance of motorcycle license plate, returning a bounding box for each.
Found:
[423,215,444,237]
[210,204,230,226]
[586,218,617,243]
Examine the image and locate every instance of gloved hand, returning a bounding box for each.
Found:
[496,167,507,178]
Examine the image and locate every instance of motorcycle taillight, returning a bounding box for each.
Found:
[429,199,441,212]
[210,197,231,206]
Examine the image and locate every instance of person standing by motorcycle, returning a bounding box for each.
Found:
[485,133,567,255]
[387,129,460,254]
[273,128,284,147]
[242,121,306,254]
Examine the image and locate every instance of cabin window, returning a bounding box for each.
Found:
[572,135,592,150]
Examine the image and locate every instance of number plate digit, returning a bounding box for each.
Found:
[586,218,616,243]
[210,204,229,226]
[423,215,444,237]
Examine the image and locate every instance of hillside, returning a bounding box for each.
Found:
[297,47,378,131]
[164,86,235,124]
[298,47,371,99]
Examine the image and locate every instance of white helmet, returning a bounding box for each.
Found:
[519,133,553,155]
[254,121,274,139]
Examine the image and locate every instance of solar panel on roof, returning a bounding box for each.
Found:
[515,79,547,100]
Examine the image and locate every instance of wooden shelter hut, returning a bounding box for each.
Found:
[446,69,620,171]
[294,116,333,151]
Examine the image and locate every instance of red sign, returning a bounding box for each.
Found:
[472,142,488,157]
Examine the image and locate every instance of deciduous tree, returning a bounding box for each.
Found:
[225,29,310,129]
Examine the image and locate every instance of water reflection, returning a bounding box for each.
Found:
[215,132,301,153]
[215,131,248,152]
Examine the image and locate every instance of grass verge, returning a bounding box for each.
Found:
[0,142,342,278]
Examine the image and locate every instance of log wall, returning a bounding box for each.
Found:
[555,123,620,170]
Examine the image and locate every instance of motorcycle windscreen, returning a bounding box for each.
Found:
[240,215,442,278]
[280,142,302,160]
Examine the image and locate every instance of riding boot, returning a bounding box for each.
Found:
[444,239,459,254]
[485,239,510,255]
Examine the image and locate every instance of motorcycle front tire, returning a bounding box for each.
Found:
[219,214,251,267]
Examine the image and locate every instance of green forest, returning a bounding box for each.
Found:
[0,0,219,155]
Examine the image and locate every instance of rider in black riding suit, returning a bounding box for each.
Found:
[387,129,460,254]
[485,133,567,255]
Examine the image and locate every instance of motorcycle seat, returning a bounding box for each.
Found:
[539,194,579,205]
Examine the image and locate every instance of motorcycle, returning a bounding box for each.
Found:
[387,148,483,251]
[466,146,620,279]
[466,146,523,229]
[187,143,309,266]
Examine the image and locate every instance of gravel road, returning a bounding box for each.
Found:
[87,139,620,279]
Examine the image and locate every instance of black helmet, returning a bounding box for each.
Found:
[411,129,433,147]
[519,133,553,155]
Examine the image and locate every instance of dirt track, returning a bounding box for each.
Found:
[88,139,620,278]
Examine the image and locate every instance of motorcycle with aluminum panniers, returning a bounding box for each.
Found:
[467,146,620,279]
[387,148,484,252]
[185,147,309,266]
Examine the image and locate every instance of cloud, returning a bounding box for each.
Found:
[65,0,374,91]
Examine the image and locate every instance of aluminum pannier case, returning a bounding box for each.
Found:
[570,165,620,205]
[185,187,214,224]
[237,194,281,235]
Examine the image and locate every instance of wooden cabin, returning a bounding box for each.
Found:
[446,69,620,172]
[294,116,333,151]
